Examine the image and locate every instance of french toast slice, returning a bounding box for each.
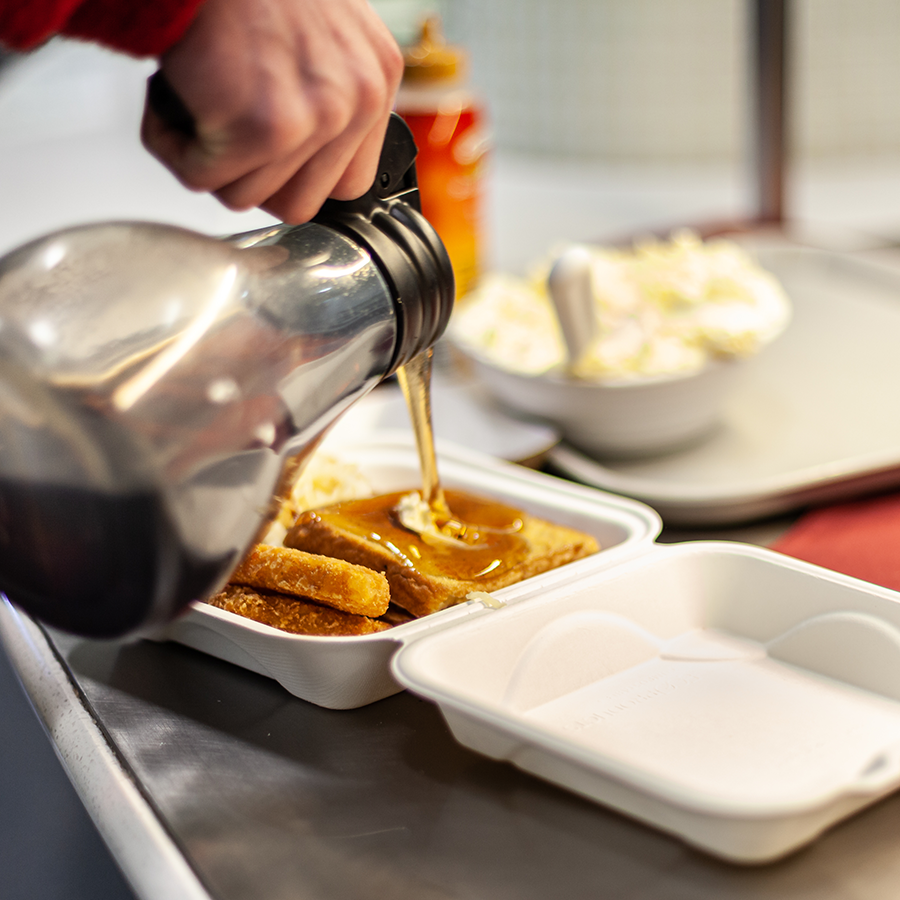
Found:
[231,543,390,617]
[208,583,391,636]
[285,491,600,618]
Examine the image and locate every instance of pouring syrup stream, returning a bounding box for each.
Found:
[396,348,450,519]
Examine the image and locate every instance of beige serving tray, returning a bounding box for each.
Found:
[548,244,900,525]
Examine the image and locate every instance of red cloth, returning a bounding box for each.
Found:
[0,0,206,57]
[771,491,900,592]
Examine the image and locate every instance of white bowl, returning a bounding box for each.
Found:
[456,346,748,459]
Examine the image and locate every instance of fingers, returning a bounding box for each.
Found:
[141,87,295,194]
[328,114,393,200]
[261,118,389,222]
[140,0,404,223]
[216,105,391,223]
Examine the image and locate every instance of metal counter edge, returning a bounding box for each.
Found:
[0,598,213,900]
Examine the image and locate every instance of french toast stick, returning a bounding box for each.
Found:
[209,583,391,636]
[231,543,390,617]
[285,492,600,618]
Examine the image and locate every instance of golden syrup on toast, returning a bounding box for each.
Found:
[303,489,527,581]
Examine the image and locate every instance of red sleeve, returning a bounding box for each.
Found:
[0,0,207,57]
[0,0,83,51]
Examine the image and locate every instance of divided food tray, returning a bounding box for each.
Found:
[159,436,900,863]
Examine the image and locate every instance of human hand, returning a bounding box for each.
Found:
[140,0,403,223]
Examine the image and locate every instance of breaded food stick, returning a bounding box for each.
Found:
[209,584,391,636]
[230,544,390,618]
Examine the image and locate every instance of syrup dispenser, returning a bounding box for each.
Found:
[0,113,454,637]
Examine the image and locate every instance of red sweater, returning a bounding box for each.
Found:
[0,0,207,57]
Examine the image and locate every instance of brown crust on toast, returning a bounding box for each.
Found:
[231,543,390,617]
[208,583,391,636]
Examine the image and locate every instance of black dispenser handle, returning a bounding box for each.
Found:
[147,70,197,139]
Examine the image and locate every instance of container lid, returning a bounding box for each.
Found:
[402,16,467,84]
[392,540,900,862]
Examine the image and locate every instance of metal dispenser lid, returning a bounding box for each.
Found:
[313,113,455,375]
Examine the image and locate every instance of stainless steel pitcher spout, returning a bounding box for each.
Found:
[0,114,454,637]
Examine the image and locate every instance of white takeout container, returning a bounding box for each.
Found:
[159,435,900,863]
[394,540,900,863]
[157,436,661,709]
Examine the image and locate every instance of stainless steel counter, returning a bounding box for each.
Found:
[5,516,900,900]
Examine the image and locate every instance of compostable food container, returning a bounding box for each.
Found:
[159,435,900,863]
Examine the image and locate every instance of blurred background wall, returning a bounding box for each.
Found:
[371,0,900,264]
[377,0,900,165]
